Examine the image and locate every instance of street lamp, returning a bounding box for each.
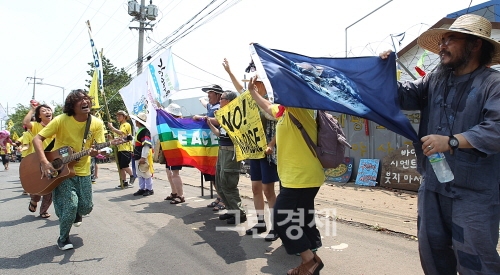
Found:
[345,0,392,57]
[36,82,65,104]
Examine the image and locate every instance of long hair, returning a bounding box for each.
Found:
[478,38,495,67]
[34,104,52,123]
[63,89,92,116]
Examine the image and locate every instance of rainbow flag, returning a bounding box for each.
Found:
[156,109,219,175]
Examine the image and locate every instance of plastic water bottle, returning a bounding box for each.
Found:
[428,152,454,183]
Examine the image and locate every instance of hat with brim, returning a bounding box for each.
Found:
[138,162,152,177]
[417,14,500,65]
[130,112,148,128]
[201,84,224,94]
[166,103,182,117]
[116,110,129,119]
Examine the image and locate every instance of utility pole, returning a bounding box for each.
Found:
[137,0,145,75]
[26,71,43,99]
[127,0,158,76]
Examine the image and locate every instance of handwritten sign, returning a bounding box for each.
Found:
[355,159,379,186]
[215,91,266,161]
[380,144,422,191]
[324,157,353,183]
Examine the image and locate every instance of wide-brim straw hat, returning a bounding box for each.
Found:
[417,14,500,65]
[138,162,152,177]
[166,103,182,117]
[130,112,148,127]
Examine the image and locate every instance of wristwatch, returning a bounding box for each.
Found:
[448,135,459,150]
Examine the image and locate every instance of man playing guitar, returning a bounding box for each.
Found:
[32,89,105,251]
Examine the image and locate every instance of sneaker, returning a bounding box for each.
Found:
[219,213,234,220]
[246,223,267,235]
[57,237,74,251]
[227,215,247,225]
[143,189,154,196]
[129,175,137,185]
[115,183,129,189]
[133,189,146,196]
[73,213,82,227]
[265,229,279,242]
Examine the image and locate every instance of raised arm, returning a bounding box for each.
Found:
[248,76,273,116]
[23,102,38,130]
[107,122,125,136]
[222,58,244,93]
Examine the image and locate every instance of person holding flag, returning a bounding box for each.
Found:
[108,110,136,188]
[248,76,324,275]
[380,14,500,274]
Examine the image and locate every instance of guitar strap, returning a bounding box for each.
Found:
[44,139,55,152]
[82,115,92,151]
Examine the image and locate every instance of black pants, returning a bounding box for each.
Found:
[273,187,322,255]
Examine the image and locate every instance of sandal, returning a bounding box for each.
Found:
[40,212,51,218]
[207,197,221,208]
[170,196,185,204]
[164,193,178,200]
[212,202,226,211]
[28,200,37,213]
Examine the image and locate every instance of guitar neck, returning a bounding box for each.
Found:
[61,141,113,165]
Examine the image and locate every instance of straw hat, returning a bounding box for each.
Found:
[138,162,152,177]
[130,112,148,127]
[116,110,129,119]
[417,14,500,65]
[166,103,182,117]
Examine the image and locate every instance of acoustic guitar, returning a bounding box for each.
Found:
[20,136,132,195]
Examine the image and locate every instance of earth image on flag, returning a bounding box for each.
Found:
[291,61,369,114]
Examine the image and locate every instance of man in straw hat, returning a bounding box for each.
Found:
[129,112,154,197]
[108,110,136,189]
[380,14,500,274]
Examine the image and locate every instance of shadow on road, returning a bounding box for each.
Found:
[122,199,298,274]
[0,235,103,269]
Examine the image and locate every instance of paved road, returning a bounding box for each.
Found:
[0,162,423,275]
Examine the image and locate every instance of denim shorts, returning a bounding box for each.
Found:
[250,158,279,184]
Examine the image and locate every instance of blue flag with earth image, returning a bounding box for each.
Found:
[251,43,418,141]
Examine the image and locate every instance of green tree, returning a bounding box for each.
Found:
[5,55,130,140]
[85,55,132,124]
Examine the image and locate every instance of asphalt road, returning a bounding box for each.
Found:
[0,162,423,275]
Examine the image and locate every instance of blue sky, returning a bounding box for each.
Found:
[1,0,487,115]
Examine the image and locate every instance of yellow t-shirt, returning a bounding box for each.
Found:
[38,114,105,176]
[116,122,133,152]
[25,122,55,156]
[19,131,34,158]
[272,105,325,188]
[0,143,11,154]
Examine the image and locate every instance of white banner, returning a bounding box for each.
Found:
[146,48,179,104]
[119,48,179,140]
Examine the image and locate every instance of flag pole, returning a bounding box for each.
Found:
[99,48,112,123]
